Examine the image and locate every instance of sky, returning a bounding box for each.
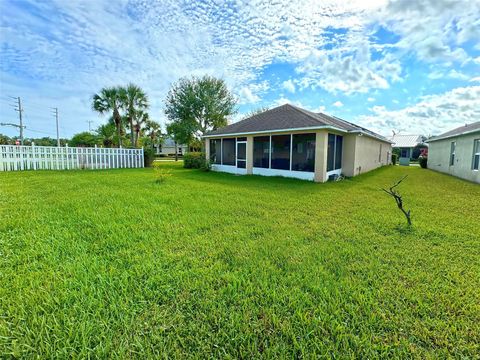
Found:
[0,0,479,140]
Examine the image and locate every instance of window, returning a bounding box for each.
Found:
[209,139,221,164]
[473,139,480,170]
[271,135,290,170]
[222,138,235,165]
[327,134,343,171]
[378,144,382,163]
[400,148,409,158]
[450,141,456,166]
[292,133,316,172]
[253,136,270,168]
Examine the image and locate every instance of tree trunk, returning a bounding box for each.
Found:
[114,108,122,147]
[134,129,140,148]
[129,117,135,148]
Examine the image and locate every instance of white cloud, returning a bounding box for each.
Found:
[238,87,260,104]
[282,79,296,93]
[367,97,375,102]
[356,86,480,136]
[0,0,478,137]
[333,101,343,107]
[469,77,480,83]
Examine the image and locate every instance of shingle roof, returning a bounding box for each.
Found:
[427,122,480,142]
[387,134,426,148]
[205,104,390,142]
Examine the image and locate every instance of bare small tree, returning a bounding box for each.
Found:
[382,175,412,226]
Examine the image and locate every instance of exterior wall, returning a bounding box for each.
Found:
[314,131,328,182]
[341,134,357,177]
[351,135,391,176]
[155,144,188,156]
[428,132,480,183]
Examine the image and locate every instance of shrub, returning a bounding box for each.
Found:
[143,147,155,167]
[152,162,172,183]
[419,156,428,169]
[391,153,398,165]
[184,152,209,170]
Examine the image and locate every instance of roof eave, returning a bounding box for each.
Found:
[426,128,480,142]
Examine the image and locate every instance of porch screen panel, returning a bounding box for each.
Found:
[335,135,343,170]
[327,134,335,171]
[222,138,235,165]
[253,136,270,168]
[271,135,291,170]
[210,139,221,164]
[292,133,316,172]
[327,134,343,171]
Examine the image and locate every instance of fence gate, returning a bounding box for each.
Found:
[0,144,144,171]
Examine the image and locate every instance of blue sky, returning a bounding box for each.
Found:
[1,0,479,139]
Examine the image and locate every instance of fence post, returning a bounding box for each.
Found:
[32,142,36,170]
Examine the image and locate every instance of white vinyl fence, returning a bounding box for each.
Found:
[0,144,144,171]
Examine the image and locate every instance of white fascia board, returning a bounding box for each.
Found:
[349,130,393,144]
[203,125,347,138]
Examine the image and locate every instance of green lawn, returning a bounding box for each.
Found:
[1,164,479,358]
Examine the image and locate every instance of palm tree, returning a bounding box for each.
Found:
[133,110,150,147]
[124,84,149,147]
[92,87,125,146]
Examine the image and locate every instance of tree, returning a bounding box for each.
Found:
[92,87,125,147]
[69,132,99,147]
[0,133,12,145]
[164,75,237,146]
[242,106,269,120]
[96,123,117,148]
[132,110,150,147]
[123,84,149,147]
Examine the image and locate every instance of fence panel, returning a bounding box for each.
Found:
[0,145,144,172]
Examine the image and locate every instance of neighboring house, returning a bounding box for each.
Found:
[203,104,392,182]
[387,134,427,163]
[426,122,480,183]
[154,137,188,156]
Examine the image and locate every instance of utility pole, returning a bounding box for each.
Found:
[52,107,60,146]
[14,97,24,145]
[86,120,93,132]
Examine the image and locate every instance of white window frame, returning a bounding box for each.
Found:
[236,137,247,169]
[450,141,456,166]
[473,139,480,171]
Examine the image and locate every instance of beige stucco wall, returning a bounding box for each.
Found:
[352,135,392,176]
[341,134,391,177]
[428,132,480,183]
[314,131,328,182]
[204,130,391,182]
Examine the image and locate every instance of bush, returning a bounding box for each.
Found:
[152,162,172,183]
[183,152,209,170]
[419,156,428,169]
[143,147,155,167]
[391,153,398,165]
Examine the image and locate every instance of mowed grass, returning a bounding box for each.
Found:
[0,163,479,358]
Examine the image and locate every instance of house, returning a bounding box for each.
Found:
[426,122,480,183]
[203,104,392,182]
[154,137,188,157]
[387,134,427,164]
